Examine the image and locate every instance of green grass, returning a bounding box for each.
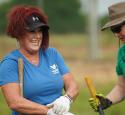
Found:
[0,91,11,115]
[1,83,125,115]
[71,82,125,115]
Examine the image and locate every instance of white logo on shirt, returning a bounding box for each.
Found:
[50,64,59,74]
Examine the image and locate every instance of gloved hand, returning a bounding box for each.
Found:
[89,93,112,111]
[47,95,72,115]
[63,112,74,115]
[46,108,57,115]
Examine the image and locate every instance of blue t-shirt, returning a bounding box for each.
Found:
[0,47,69,115]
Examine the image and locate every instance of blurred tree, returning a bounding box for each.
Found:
[0,0,37,34]
[99,14,108,27]
[10,0,37,6]
[44,0,86,33]
[0,1,12,34]
[0,0,86,34]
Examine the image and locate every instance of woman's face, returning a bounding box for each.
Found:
[19,28,42,54]
[115,25,125,43]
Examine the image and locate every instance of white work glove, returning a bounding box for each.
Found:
[46,108,57,115]
[47,95,72,115]
[63,112,74,115]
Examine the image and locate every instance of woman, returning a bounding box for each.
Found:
[89,2,125,112]
[0,5,79,115]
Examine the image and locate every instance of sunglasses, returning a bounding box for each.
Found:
[110,22,125,33]
[110,25,122,33]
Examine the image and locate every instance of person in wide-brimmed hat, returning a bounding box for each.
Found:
[89,2,125,112]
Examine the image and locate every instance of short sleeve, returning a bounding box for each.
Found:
[116,46,125,76]
[54,49,69,76]
[0,59,19,86]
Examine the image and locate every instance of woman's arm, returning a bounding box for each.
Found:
[107,77,125,104]
[46,73,79,115]
[63,73,79,101]
[1,83,48,115]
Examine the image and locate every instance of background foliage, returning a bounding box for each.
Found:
[0,0,86,34]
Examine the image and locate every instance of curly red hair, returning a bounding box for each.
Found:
[7,5,49,50]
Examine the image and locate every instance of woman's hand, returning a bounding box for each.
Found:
[47,95,71,115]
[46,108,57,115]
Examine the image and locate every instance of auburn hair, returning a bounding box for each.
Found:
[7,5,49,50]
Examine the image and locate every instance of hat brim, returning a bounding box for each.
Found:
[101,16,125,31]
[26,22,49,32]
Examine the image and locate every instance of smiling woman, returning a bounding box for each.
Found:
[0,5,79,115]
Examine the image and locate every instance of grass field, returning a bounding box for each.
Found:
[0,33,125,115]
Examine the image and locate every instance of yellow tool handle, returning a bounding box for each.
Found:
[85,77,105,115]
[85,77,97,98]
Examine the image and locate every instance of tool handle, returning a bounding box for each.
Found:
[85,77,97,98]
[85,77,105,115]
[98,104,105,115]
[18,58,24,115]
[18,58,24,96]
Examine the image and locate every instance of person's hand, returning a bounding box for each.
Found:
[47,95,72,115]
[46,108,57,115]
[46,109,74,115]
[63,112,74,115]
[89,93,112,111]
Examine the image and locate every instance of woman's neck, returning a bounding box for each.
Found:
[19,48,40,66]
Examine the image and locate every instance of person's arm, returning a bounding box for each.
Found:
[53,48,79,99]
[1,83,48,115]
[63,73,79,101]
[106,77,125,104]
[89,77,125,111]
[47,73,79,115]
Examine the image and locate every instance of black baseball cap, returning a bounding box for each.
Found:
[25,15,49,32]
